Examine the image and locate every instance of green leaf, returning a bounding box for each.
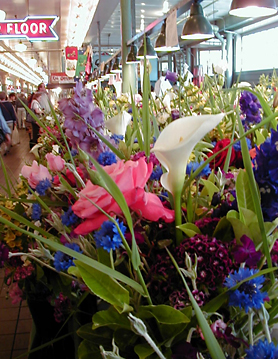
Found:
[92,307,130,330]
[255,129,266,145]
[114,328,139,352]
[213,217,233,242]
[177,223,201,237]
[200,179,219,200]
[134,343,154,359]
[75,260,132,313]
[138,305,190,324]
[226,217,253,243]
[236,169,256,218]
[77,324,113,345]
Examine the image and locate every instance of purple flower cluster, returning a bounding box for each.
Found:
[239,91,261,126]
[253,129,278,221]
[58,82,109,159]
[175,234,235,291]
[148,234,235,307]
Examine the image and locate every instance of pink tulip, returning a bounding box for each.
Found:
[46,153,65,172]
[21,160,52,189]
[72,158,175,235]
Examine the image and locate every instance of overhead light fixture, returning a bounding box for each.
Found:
[229,0,277,17]
[15,41,27,52]
[0,10,6,21]
[137,36,157,59]
[154,21,180,52]
[126,45,140,64]
[181,0,214,40]
[28,57,37,67]
[111,57,122,73]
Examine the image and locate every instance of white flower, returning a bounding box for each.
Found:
[156,112,169,125]
[105,111,132,136]
[52,144,60,154]
[151,113,225,195]
[214,59,228,75]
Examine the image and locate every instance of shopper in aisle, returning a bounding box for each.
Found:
[0,106,11,155]
[37,82,51,113]
[29,92,44,148]
[8,92,17,108]
[0,91,17,154]
[15,93,28,129]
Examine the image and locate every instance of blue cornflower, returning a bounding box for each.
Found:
[53,243,82,272]
[245,339,278,359]
[186,160,211,177]
[32,203,42,220]
[61,207,79,226]
[224,267,268,313]
[111,134,124,144]
[150,166,163,181]
[240,91,261,126]
[36,178,52,195]
[97,151,117,166]
[233,138,252,152]
[94,219,126,252]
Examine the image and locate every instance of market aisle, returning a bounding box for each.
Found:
[0,129,34,359]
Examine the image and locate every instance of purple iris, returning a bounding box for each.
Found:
[233,235,261,267]
[165,70,178,83]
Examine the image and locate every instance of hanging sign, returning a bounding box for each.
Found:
[50,72,72,84]
[0,16,59,41]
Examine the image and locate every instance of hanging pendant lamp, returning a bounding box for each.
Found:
[126,45,140,64]
[111,57,122,73]
[137,36,157,59]
[154,21,180,52]
[181,0,214,40]
[229,0,277,17]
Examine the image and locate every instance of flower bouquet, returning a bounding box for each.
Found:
[1,66,278,359]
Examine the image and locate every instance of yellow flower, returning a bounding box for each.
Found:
[5,201,15,210]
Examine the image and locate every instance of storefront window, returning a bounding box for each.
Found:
[200,50,222,76]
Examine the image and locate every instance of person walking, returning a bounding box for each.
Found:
[0,105,11,155]
[29,92,44,148]
[0,91,17,154]
[15,93,28,129]
[37,83,51,113]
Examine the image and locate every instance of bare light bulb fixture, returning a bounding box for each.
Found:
[229,0,277,17]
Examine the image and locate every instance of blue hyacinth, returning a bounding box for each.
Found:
[224,267,268,313]
[53,243,82,272]
[245,339,278,359]
[94,219,126,252]
[36,178,52,195]
[31,203,42,220]
[61,207,79,226]
[97,151,117,166]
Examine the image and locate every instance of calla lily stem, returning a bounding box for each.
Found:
[174,189,183,245]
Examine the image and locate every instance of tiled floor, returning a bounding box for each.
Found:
[0,128,34,359]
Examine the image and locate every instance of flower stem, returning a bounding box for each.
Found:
[174,189,183,245]
[258,306,272,343]
[248,309,254,346]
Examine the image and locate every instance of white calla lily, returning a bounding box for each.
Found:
[105,110,132,136]
[151,113,225,195]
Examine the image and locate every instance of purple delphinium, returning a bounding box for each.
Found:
[165,70,178,83]
[253,129,278,221]
[233,235,261,267]
[58,82,110,159]
[0,242,9,267]
[239,91,261,126]
[171,109,180,121]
